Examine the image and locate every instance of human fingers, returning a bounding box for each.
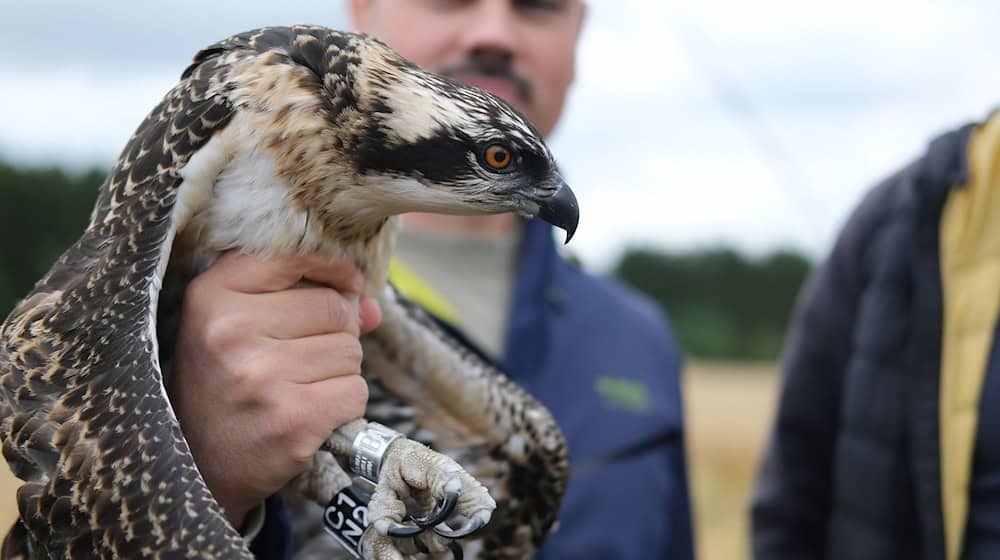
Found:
[359,295,383,334]
[203,251,364,294]
[253,333,364,385]
[246,287,363,339]
[297,374,371,434]
[279,375,370,464]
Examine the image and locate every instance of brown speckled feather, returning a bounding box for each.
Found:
[0,46,246,557]
[0,25,571,559]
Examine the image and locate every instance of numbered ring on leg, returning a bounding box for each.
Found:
[350,422,403,484]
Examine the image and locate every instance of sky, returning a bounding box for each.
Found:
[1,1,998,270]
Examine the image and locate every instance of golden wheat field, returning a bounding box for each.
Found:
[684,361,778,560]
[0,362,778,559]
[0,458,14,535]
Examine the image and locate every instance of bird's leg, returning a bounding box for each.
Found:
[290,450,352,506]
[360,286,570,554]
[322,419,494,560]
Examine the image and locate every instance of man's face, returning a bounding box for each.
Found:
[350,0,586,137]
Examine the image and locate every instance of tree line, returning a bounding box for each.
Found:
[0,162,813,361]
[613,247,811,361]
[0,163,103,319]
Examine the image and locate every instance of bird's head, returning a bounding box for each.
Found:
[191,26,578,246]
[348,44,578,242]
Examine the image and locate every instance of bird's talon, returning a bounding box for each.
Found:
[386,522,424,538]
[413,491,459,528]
[432,516,486,539]
[443,477,462,494]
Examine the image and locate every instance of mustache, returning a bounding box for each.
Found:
[439,57,533,104]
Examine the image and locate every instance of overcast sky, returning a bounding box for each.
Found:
[2,1,998,269]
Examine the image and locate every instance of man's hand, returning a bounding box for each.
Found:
[168,252,382,528]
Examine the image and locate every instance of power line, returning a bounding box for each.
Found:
[663,6,828,250]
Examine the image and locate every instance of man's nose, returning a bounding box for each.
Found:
[457,0,522,59]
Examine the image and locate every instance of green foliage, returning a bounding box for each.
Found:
[613,246,813,361]
[0,163,102,317]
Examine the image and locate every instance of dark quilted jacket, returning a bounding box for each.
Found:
[751,122,977,559]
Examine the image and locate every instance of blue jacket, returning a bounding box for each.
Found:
[257,219,694,559]
[503,219,693,560]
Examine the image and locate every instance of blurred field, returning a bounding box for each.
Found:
[0,456,16,534]
[685,361,779,560]
[0,362,779,558]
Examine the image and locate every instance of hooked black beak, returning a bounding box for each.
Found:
[536,182,579,244]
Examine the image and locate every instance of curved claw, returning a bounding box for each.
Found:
[383,491,460,539]
[432,516,487,539]
[385,522,424,538]
[413,491,459,528]
[448,541,464,560]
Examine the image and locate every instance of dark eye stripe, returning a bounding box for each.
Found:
[357,134,473,182]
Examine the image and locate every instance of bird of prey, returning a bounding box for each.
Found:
[0,26,575,559]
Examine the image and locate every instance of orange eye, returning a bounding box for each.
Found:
[484,144,513,171]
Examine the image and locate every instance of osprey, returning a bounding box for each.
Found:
[0,26,574,559]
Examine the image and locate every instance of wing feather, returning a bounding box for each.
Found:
[0,49,250,558]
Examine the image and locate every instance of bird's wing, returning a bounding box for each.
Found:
[0,48,252,558]
[361,286,570,554]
